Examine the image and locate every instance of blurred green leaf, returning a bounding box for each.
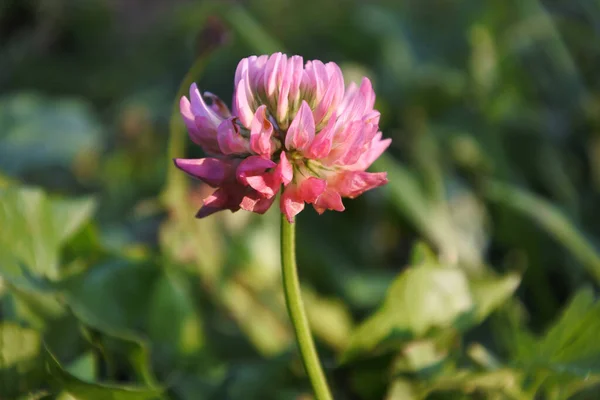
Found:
[147,270,204,362]
[385,378,419,400]
[46,350,162,400]
[341,264,473,362]
[0,322,41,368]
[61,261,161,387]
[0,322,44,398]
[522,288,600,376]
[0,186,96,280]
[0,93,102,176]
[342,258,520,363]
[420,369,525,399]
[66,352,97,383]
[470,273,521,322]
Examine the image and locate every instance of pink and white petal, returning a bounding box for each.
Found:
[173,158,231,187]
[349,134,392,171]
[250,105,275,157]
[298,177,327,203]
[234,80,255,128]
[333,171,388,198]
[237,156,278,196]
[359,77,376,112]
[285,101,316,152]
[313,189,345,214]
[240,191,276,214]
[275,151,293,186]
[189,83,222,126]
[204,92,231,118]
[234,58,249,87]
[280,185,305,223]
[287,56,304,105]
[313,65,344,125]
[305,111,337,159]
[264,53,286,97]
[217,119,249,155]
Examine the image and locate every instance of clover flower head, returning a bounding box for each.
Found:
[175,52,391,222]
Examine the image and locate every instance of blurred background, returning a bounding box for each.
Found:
[2,0,600,399]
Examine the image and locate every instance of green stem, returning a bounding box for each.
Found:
[280,214,333,400]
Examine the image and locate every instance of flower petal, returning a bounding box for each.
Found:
[313,189,345,214]
[280,185,305,223]
[240,191,276,214]
[250,105,275,157]
[298,177,326,203]
[173,158,231,187]
[234,78,255,128]
[217,118,250,155]
[264,52,286,98]
[333,171,388,198]
[305,111,337,159]
[285,101,315,152]
[275,151,293,186]
[313,63,344,126]
[237,156,278,197]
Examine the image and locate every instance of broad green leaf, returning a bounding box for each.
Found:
[0,187,96,280]
[342,262,520,362]
[0,322,41,368]
[386,378,419,400]
[303,287,354,351]
[0,323,45,398]
[420,369,525,398]
[147,270,204,361]
[0,94,102,176]
[46,350,162,400]
[523,289,600,376]
[61,261,161,387]
[469,272,521,322]
[66,352,97,382]
[62,261,159,332]
[342,264,473,362]
[392,339,448,376]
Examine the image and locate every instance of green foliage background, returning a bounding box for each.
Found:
[2,0,600,398]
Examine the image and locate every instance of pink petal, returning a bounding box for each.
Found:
[234,58,249,87]
[305,111,337,159]
[313,63,344,126]
[280,186,305,223]
[277,58,297,124]
[298,177,326,203]
[264,53,286,97]
[180,96,196,132]
[333,171,388,198]
[204,92,231,118]
[189,83,222,126]
[285,101,315,152]
[275,151,293,186]
[287,56,304,108]
[217,118,249,155]
[350,134,392,171]
[324,120,364,165]
[237,156,278,197]
[234,79,255,128]
[173,158,231,187]
[313,189,345,214]
[250,105,275,157]
[240,191,276,214]
[249,55,269,92]
[359,77,376,112]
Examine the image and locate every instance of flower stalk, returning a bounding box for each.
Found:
[280,214,333,400]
